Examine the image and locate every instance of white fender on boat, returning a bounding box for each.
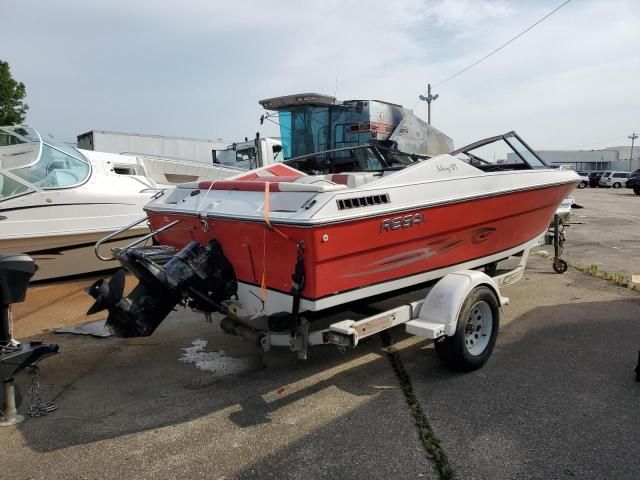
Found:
[413,270,508,337]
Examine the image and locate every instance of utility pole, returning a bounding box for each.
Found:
[629,133,638,171]
[418,83,439,125]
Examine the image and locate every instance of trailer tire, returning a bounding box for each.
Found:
[434,286,500,372]
[552,258,568,274]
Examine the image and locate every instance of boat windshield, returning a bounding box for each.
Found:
[450,132,548,170]
[0,126,91,201]
[284,144,425,174]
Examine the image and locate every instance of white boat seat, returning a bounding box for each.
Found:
[324,172,379,189]
[198,176,347,193]
[138,156,224,185]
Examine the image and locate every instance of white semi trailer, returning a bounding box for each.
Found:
[77,130,282,169]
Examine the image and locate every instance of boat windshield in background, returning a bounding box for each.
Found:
[0,126,91,202]
[276,104,370,159]
[450,131,548,170]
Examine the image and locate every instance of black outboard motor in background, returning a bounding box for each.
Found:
[0,254,59,426]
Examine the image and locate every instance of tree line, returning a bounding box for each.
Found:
[0,60,28,125]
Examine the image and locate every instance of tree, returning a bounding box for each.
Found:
[0,60,28,125]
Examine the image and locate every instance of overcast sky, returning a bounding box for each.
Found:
[1,0,638,150]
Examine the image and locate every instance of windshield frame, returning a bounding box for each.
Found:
[450,131,550,169]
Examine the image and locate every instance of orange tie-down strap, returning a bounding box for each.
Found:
[260,182,299,301]
[261,182,271,300]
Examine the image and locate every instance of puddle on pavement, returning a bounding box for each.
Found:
[179,339,263,376]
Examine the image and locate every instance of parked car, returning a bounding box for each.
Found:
[588,171,604,188]
[577,171,589,189]
[625,169,640,189]
[599,171,630,188]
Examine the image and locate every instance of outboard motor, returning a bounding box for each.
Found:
[0,254,59,426]
[86,240,237,337]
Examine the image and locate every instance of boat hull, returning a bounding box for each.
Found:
[146,182,576,310]
[0,229,147,281]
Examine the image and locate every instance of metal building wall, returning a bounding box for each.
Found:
[77,130,230,164]
[506,149,630,171]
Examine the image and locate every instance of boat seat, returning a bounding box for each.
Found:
[138,156,224,185]
[324,172,379,189]
[198,176,347,193]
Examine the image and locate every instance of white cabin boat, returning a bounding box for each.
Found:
[0,126,250,280]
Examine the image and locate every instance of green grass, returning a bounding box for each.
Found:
[535,251,639,291]
[381,332,456,480]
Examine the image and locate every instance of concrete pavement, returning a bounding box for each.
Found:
[561,187,640,278]
[2,255,639,479]
[401,256,640,479]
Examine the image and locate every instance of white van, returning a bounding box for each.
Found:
[599,171,630,188]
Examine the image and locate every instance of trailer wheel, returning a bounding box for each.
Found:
[552,258,568,274]
[434,286,500,372]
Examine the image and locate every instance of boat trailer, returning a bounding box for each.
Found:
[0,255,59,426]
[90,219,539,372]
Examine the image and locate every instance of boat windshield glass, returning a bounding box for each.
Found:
[0,127,91,201]
[450,133,548,170]
[284,145,424,174]
[0,126,39,144]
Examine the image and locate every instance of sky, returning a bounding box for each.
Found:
[1,0,639,151]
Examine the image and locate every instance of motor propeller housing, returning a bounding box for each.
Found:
[86,268,125,315]
[86,240,237,337]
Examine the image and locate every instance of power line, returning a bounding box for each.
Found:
[433,0,572,88]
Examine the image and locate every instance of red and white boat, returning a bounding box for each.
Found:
[86,95,578,369]
[87,134,577,328]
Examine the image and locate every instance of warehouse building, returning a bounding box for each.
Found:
[508,146,639,172]
[77,130,231,164]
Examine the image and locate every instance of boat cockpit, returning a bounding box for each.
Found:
[259,95,548,176]
[284,132,549,176]
[0,126,91,202]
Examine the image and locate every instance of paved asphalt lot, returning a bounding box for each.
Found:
[562,187,640,277]
[3,188,639,479]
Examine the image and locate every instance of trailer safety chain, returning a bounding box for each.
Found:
[26,366,57,417]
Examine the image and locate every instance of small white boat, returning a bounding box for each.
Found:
[0,126,248,280]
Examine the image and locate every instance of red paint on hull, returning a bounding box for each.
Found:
[147,182,576,300]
